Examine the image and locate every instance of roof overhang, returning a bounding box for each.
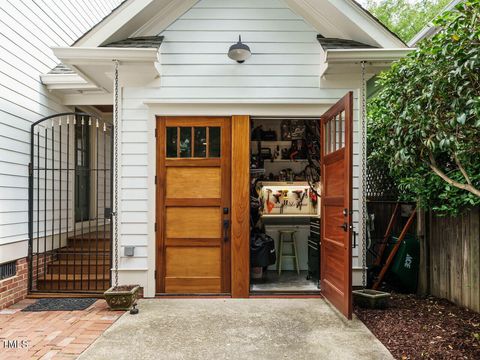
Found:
[53,46,159,63]
[44,47,160,95]
[75,0,405,49]
[320,48,414,79]
[40,73,98,91]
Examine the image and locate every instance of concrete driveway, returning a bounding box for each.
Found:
[79,298,392,360]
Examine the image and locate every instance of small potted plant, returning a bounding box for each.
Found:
[104,284,140,311]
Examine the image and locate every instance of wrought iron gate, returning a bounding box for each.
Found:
[28,112,113,293]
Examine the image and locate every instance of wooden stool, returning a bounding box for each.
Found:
[277,230,300,275]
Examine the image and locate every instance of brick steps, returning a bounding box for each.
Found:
[37,274,110,291]
[47,260,110,274]
[36,232,111,292]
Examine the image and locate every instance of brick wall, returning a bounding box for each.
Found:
[30,253,54,292]
[0,258,28,310]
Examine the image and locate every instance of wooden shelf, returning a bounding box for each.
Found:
[260,181,309,186]
[264,159,308,163]
[251,140,293,144]
[261,214,319,218]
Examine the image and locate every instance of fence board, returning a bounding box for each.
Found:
[429,207,479,312]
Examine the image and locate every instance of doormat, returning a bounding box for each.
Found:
[21,298,97,312]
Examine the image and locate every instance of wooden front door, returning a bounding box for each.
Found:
[156,117,231,294]
[320,92,354,319]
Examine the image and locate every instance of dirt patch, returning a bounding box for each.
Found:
[355,293,480,359]
[111,285,137,291]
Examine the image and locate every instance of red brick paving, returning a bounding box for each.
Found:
[0,299,123,359]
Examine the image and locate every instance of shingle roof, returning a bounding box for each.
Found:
[48,63,75,75]
[100,36,163,48]
[317,35,378,50]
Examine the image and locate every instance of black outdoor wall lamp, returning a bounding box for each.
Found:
[228,35,251,63]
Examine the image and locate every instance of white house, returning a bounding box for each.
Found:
[0,0,123,309]
[0,0,412,319]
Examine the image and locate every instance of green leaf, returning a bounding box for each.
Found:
[367,0,480,215]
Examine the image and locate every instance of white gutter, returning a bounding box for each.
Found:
[320,48,414,78]
[324,48,414,63]
[41,73,88,84]
[40,73,99,91]
[52,47,159,64]
[46,47,160,92]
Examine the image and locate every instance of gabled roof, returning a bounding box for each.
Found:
[317,35,378,50]
[73,0,406,49]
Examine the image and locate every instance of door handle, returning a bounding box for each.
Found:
[223,220,229,242]
[339,222,348,232]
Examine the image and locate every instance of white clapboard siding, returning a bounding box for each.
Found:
[119,0,365,285]
[162,34,320,45]
[196,0,286,8]
[0,0,122,261]
[167,19,314,32]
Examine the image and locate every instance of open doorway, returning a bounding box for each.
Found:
[249,117,321,293]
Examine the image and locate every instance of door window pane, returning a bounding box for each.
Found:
[194,127,207,157]
[166,127,178,158]
[179,127,192,158]
[209,127,221,158]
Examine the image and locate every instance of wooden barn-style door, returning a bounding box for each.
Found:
[156,117,231,294]
[320,92,354,319]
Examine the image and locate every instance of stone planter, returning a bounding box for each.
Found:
[104,285,140,311]
[353,289,390,309]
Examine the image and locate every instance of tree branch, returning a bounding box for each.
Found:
[428,153,480,197]
[453,152,472,185]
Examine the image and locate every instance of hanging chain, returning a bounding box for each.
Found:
[113,59,119,288]
[361,61,368,289]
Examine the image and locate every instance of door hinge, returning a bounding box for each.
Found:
[154,128,157,138]
[154,222,157,232]
[154,270,157,279]
[154,175,157,185]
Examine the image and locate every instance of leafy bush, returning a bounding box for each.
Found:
[368,0,480,215]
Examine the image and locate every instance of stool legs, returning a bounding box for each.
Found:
[277,233,284,275]
[277,230,300,275]
[292,232,300,275]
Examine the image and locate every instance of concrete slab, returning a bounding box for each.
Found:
[79,298,393,360]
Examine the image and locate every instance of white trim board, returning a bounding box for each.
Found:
[73,0,405,50]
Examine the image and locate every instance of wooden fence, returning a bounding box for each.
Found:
[429,207,480,312]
